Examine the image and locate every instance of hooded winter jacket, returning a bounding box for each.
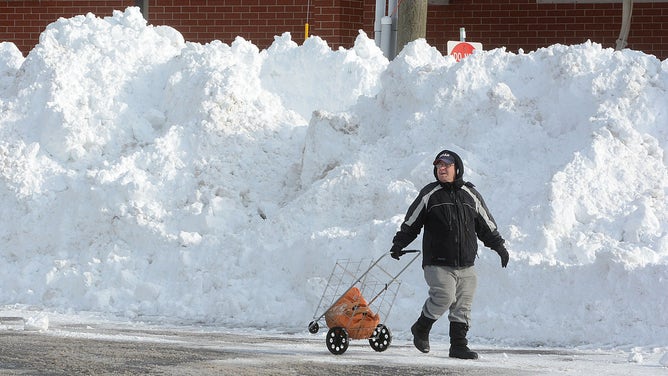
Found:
[391,150,506,268]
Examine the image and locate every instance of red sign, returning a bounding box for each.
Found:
[447,41,483,62]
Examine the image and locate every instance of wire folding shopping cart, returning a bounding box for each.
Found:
[307,250,420,355]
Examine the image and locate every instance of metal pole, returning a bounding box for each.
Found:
[616,0,633,50]
[305,0,311,42]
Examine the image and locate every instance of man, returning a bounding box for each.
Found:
[389,149,509,359]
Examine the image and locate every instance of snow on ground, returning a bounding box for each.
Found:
[1,6,667,371]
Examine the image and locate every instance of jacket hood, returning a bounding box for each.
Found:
[432,149,464,181]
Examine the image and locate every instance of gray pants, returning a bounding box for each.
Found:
[421,265,477,325]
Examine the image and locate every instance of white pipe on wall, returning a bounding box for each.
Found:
[389,0,398,59]
[374,0,386,47]
[381,16,393,58]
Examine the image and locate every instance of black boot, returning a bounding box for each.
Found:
[410,312,436,353]
[449,321,478,359]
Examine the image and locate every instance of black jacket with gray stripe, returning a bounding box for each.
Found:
[392,150,506,268]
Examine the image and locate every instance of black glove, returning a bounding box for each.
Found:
[496,247,509,268]
[390,245,404,260]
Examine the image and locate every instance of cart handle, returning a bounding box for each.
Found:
[365,249,421,306]
[396,249,419,255]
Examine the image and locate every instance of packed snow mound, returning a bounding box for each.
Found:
[0,42,23,94]
[0,7,667,348]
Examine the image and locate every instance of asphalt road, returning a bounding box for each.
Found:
[2,316,652,376]
[0,318,541,376]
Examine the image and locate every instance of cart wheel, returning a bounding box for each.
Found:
[308,321,319,334]
[369,324,392,352]
[326,327,349,355]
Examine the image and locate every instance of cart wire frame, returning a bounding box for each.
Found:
[308,250,421,354]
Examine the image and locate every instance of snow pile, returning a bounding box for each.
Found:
[659,352,668,367]
[0,42,23,93]
[0,7,667,349]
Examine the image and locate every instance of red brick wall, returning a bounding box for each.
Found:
[147,0,365,49]
[336,0,365,46]
[0,1,135,55]
[1,0,667,60]
[423,0,668,60]
[148,0,310,47]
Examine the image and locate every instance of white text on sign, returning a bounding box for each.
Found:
[446,41,483,62]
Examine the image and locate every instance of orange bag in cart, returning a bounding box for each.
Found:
[324,287,380,339]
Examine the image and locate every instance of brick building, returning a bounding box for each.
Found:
[1,1,667,60]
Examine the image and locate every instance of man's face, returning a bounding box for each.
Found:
[435,161,455,183]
